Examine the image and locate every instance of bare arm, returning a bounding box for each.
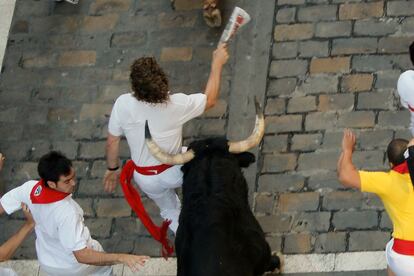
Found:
[0,204,35,262]
[73,248,149,272]
[0,154,6,216]
[0,153,4,171]
[337,129,361,189]
[0,153,4,199]
[406,139,414,185]
[0,202,4,216]
[103,133,121,193]
[204,43,229,111]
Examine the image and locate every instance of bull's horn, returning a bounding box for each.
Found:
[228,97,265,153]
[145,121,195,165]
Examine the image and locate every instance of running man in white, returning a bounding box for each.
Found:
[103,44,229,255]
[0,151,149,276]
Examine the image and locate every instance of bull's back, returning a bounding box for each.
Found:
[178,154,272,276]
[176,226,255,276]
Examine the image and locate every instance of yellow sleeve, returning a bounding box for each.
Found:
[359,171,392,196]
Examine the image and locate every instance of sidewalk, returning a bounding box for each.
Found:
[0,0,15,67]
[0,252,388,275]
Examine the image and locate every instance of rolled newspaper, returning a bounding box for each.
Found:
[219,7,251,45]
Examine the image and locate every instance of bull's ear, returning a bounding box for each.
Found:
[235,152,255,168]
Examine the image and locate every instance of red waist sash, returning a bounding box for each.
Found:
[393,238,414,255]
[119,160,174,258]
[135,163,174,176]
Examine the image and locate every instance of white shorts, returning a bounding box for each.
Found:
[40,264,112,276]
[133,165,183,233]
[386,238,414,275]
[0,268,17,276]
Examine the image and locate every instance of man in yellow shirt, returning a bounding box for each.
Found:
[337,129,414,276]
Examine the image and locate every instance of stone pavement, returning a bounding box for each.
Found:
[0,0,412,274]
[255,0,414,258]
[0,0,235,259]
[0,253,389,275]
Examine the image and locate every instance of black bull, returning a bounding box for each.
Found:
[175,137,281,276]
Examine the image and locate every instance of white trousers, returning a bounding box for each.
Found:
[0,268,17,276]
[386,239,414,276]
[133,165,183,233]
[40,264,112,276]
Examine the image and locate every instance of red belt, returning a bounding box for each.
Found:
[119,160,174,258]
[393,238,414,255]
[135,163,173,176]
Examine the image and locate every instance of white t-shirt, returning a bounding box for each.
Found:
[108,93,207,166]
[0,181,97,269]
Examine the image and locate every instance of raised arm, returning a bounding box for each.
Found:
[0,153,4,171]
[0,204,35,262]
[204,43,229,111]
[103,133,121,193]
[0,153,4,201]
[406,139,414,185]
[73,248,149,272]
[337,129,361,189]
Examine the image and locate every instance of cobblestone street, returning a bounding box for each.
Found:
[0,0,236,259]
[258,0,413,257]
[0,0,413,274]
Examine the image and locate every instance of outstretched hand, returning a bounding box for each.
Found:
[103,169,120,193]
[21,203,35,228]
[120,254,150,272]
[342,129,356,153]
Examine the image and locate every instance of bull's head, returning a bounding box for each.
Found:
[145,98,265,165]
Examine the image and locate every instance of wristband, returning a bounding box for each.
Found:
[107,166,119,171]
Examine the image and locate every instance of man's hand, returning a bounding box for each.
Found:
[212,43,229,68]
[74,248,149,269]
[337,129,361,189]
[0,153,5,171]
[21,203,35,228]
[118,254,150,272]
[103,169,120,193]
[342,129,356,154]
[204,43,229,111]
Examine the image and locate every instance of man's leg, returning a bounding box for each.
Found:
[149,189,181,233]
[133,169,182,233]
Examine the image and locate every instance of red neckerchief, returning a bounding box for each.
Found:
[30,180,70,204]
[409,105,414,112]
[119,160,174,258]
[392,161,409,174]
